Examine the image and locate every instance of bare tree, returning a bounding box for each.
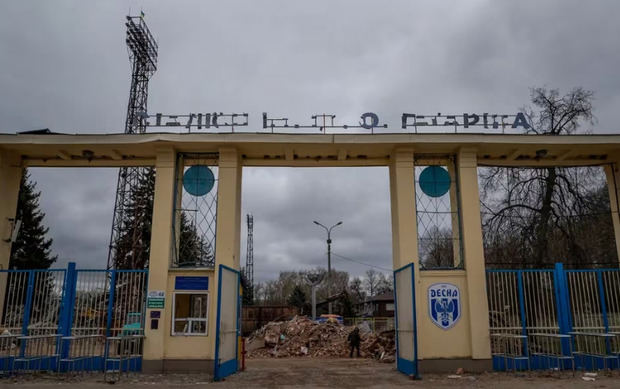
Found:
[375,272,393,295]
[419,226,455,269]
[480,87,616,268]
[349,277,366,304]
[364,269,380,297]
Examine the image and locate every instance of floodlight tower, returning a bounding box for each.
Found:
[107,14,158,270]
[245,214,254,302]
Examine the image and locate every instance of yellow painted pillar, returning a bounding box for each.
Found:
[0,150,23,317]
[208,147,242,357]
[143,148,176,370]
[389,148,419,270]
[447,161,462,267]
[172,154,184,264]
[456,148,491,359]
[604,161,620,263]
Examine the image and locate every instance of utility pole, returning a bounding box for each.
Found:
[313,220,343,315]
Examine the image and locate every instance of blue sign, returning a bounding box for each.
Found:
[428,283,461,330]
[419,166,451,198]
[183,165,215,196]
[175,276,209,291]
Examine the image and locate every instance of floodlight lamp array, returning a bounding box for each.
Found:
[125,16,158,73]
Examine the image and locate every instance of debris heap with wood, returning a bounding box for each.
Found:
[246,316,396,363]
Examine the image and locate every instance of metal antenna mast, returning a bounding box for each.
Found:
[107,14,158,269]
[245,214,254,302]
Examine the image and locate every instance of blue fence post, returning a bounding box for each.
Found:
[553,263,572,367]
[58,262,77,371]
[103,270,117,373]
[19,270,36,358]
[516,270,528,366]
[105,270,117,337]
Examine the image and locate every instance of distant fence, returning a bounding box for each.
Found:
[241,305,298,335]
[486,264,620,371]
[344,317,395,332]
[0,263,147,374]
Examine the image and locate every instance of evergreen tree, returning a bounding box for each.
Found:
[287,285,307,314]
[9,169,57,269]
[240,271,254,306]
[178,211,214,267]
[114,169,155,269]
[4,170,57,322]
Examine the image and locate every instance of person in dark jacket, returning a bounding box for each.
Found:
[347,327,361,358]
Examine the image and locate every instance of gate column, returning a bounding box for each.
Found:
[604,160,620,264]
[209,147,242,359]
[389,148,419,270]
[457,148,491,359]
[0,150,23,316]
[143,147,176,372]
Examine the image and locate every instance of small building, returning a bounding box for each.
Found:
[357,292,395,317]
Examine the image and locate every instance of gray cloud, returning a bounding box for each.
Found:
[2,1,620,281]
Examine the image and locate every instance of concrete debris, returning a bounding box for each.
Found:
[581,376,596,382]
[247,316,395,362]
[447,375,462,379]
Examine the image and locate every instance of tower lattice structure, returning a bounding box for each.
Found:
[107,15,158,270]
[245,214,254,302]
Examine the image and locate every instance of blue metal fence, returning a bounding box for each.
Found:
[487,264,620,371]
[0,263,147,374]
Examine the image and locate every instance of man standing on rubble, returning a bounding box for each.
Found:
[348,327,361,358]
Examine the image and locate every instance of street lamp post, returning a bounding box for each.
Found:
[313,220,343,315]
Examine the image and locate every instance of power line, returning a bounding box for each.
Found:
[330,252,392,272]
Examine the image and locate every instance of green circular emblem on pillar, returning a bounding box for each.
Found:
[419,166,451,198]
[183,165,215,196]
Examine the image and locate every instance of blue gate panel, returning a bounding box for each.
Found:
[393,263,418,378]
[214,265,241,381]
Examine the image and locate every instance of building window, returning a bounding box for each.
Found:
[172,292,209,336]
[385,303,394,312]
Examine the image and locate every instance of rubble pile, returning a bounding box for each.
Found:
[246,316,396,363]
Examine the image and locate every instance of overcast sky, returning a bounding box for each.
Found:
[1,1,619,281]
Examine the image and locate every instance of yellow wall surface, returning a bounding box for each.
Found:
[0,150,22,270]
[389,147,490,361]
[416,271,471,359]
[143,148,176,361]
[0,150,23,318]
[457,149,491,359]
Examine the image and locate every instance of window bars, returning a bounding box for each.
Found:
[414,156,463,270]
[172,153,219,268]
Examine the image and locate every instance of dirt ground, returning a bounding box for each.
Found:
[1,358,620,388]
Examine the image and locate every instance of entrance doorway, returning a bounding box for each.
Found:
[237,166,415,376]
